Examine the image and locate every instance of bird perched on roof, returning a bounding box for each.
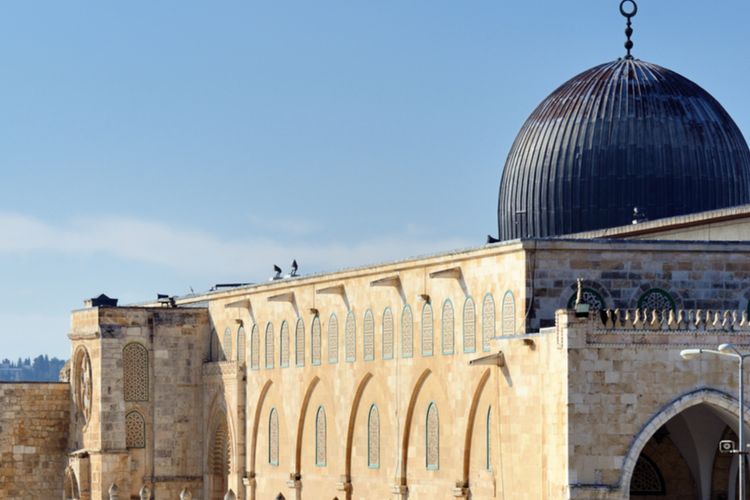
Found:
[271,265,283,281]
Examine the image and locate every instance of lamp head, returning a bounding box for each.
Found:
[680,348,702,360]
[718,343,739,354]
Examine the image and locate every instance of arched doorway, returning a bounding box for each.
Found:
[627,395,749,499]
[208,415,231,500]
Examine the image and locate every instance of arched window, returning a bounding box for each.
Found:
[125,410,146,448]
[265,323,274,369]
[280,321,290,368]
[123,343,148,402]
[630,454,666,495]
[223,327,233,361]
[463,297,476,353]
[486,406,492,470]
[426,402,439,470]
[311,316,322,366]
[482,294,495,352]
[637,288,676,311]
[363,310,375,361]
[250,324,260,370]
[368,404,380,469]
[501,291,516,336]
[328,313,339,364]
[295,319,305,367]
[345,311,356,362]
[401,305,413,358]
[382,308,394,360]
[236,326,246,365]
[315,406,327,467]
[269,408,279,466]
[421,303,433,357]
[441,300,454,355]
[567,287,605,311]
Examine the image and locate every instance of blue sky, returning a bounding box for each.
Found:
[1,0,748,360]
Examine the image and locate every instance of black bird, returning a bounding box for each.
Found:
[290,260,298,277]
[272,265,283,280]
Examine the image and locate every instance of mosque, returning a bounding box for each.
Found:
[4,1,750,499]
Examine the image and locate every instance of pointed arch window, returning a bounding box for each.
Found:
[426,402,439,470]
[345,311,356,362]
[123,343,148,402]
[295,319,305,367]
[368,404,380,469]
[463,297,476,353]
[250,324,260,370]
[382,308,394,360]
[421,303,433,357]
[482,294,495,352]
[441,300,454,355]
[269,408,279,466]
[311,316,322,366]
[401,305,413,359]
[364,310,375,361]
[315,406,327,467]
[211,329,220,362]
[236,326,246,365]
[265,323,274,369]
[501,291,516,336]
[280,321,290,368]
[328,313,339,364]
[223,327,233,361]
[125,410,146,448]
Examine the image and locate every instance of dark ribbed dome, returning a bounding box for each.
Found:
[498,58,750,239]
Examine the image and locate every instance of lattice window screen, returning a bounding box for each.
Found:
[363,310,375,361]
[345,311,356,362]
[368,405,380,468]
[426,403,439,470]
[482,294,495,353]
[295,319,305,367]
[441,301,454,355]
[280,321,290,367]
[463,298,476,353]
[123,343,148,402]
[265,323,274,369]
[502,291,516,336]
[125,411,146,448]
[315,406,327,466]
[251,325,260,370]
[401,306,413,358]
[328,314,338,364]
[311,316,321,366]
[269,408,279,466]
[382,308,394,360]
[421,304,433,356]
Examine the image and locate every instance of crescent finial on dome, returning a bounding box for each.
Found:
[620,0,638,59]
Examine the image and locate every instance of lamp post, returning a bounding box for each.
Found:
[681,344,749,500]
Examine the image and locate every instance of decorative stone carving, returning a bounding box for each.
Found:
[75,348,92,423]
[311,316,321,366]
[368,404,380,468]
[315,406,326,466]
[502,291,516,335]
[280,321,289,367]
[265,323,274,369]
[269,408,279,466]
[637,288,675,311]
[251,324,260,370]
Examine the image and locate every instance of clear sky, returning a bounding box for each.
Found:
[1,0,748,360]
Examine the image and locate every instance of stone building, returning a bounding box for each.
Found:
[3,2,750,499]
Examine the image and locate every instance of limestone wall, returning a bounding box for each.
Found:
[529,240,750,330]
[562,310,750,499]
[0,382,70,499]
[68,306,210,500]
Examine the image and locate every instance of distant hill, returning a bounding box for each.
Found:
[0,355,67,382]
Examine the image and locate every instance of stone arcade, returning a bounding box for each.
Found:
[3,3,750,499]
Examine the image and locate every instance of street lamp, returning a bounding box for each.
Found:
[680,344,750,500]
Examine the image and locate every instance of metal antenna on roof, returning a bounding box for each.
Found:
[620,0,638,59]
